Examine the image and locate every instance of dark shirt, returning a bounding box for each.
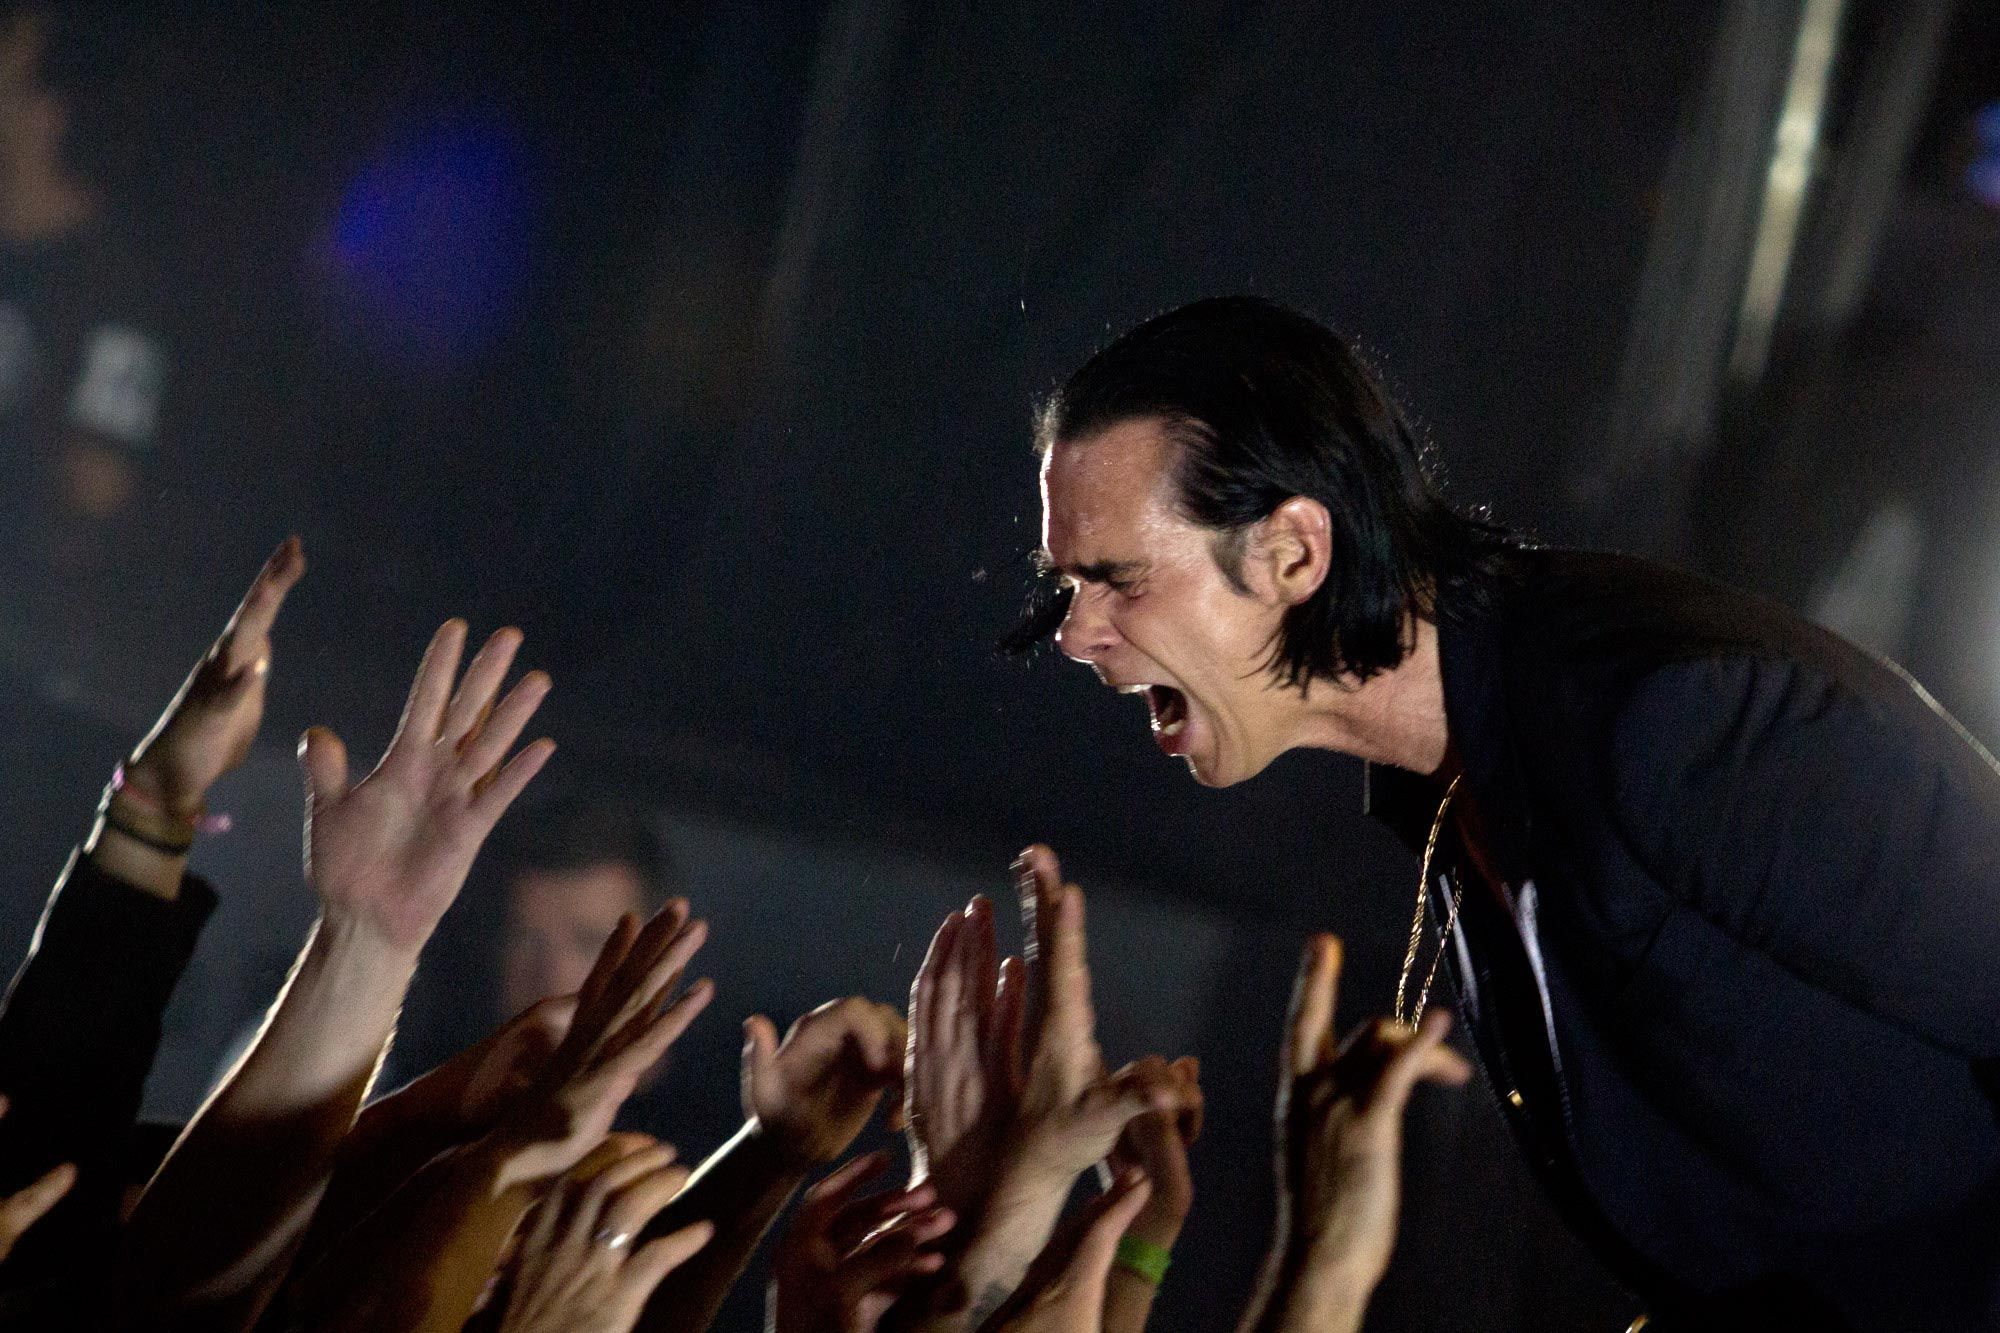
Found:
[1369,548,2000,1332]
[0,849,216,1283]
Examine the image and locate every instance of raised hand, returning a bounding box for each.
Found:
[499,1138,714,1333]
[1001,847,1182,1187]
[771,1150,955,1333]
[300,619,554,954]
[491,903,712,1190]
[982,1169,1153,1333]
[922,848,1185,1333]
[745,996,907,1170]
[1108,1055,1201,1247]
[0,1095,74,1268]
[905,898,1024,1216]
[123,536,305,819]
[1249,935,1470,1333]
[449,995,580,1131]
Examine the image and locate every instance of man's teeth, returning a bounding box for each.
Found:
[1159,716,1186,736]
[1117,684,1150,695]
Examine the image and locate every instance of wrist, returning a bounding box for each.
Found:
[309,911,428,991]
[1126,1205,1187,1251]
[116,759,209,823]
[315,904,430,968]
[85,815,188,901]
[1275,1240,1379,1319]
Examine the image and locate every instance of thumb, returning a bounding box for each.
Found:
[1063,1170,1153,1299]
[0,1160,75,1249]
[297,727,350,809]
[742,1014,781,1105]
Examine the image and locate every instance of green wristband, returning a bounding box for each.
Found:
[1114,1234,1172,1286]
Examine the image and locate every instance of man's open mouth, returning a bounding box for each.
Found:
[1143,684,1187,738]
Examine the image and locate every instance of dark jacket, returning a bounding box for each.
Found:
[0,849,215,1283]
[1368,549,2000,1332]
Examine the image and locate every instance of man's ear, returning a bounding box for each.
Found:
[1247,497,1332,607]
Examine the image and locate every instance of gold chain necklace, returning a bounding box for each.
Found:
[1393,772,1462,1029]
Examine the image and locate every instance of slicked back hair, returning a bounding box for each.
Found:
[1011,295,1521,685]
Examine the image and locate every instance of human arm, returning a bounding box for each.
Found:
[0,1094,76,1268]
[298,994,579,1273]
[114,618,555,1329]
[495,1139,713,1333]
[633,994,907,1333]
[1605,654,2000,1061]
[771,1150,955,1333]
[1101,1058,1200,1333]
[0,540,300,1277]
[1235,936,1469,1333]
[979,1166,1152,1333]
[944,847,1185,1330]
[293,905,711,1333]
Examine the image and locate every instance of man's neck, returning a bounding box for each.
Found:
[1288,618,1450,776]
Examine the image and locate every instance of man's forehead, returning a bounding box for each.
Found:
[1038,420,1178,548]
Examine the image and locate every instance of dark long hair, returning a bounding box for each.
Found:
[1008,296,1522,684]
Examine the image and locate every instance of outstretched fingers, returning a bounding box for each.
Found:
[220,535,305,672]
[607,977,714,1081]
[471,736,556,823]
[460,667,551,782]
[572,913,642,1033]
[841,1206,954,1299]
[1373,1009,1472,1114]
[441,627,524,750]
[625,1220,715,1295]
[796,1149,895,1237]
[991,954,1025,1093]
[1042,881,1095,1049]
[390,619,469,754]
[1284,934,1342,1080]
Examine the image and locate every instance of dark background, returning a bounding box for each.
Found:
[2,2,1997,1329]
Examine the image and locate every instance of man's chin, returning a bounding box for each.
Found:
[1182,745,1272,789]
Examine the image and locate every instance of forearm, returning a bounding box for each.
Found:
[947,1163,1074,1329]
[1104,1271,1162,1333]
[85,815,190,902]
[300,1070,485,1273]
[1100,1212,1181,1333]
[119,915,418,1320]
[634,1121,806,1333]
[297,1140,533,1333]
[1237,1244,1373,1333]
[0,845,214,1282]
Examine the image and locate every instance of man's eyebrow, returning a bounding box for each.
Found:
[1031,550,1144,583]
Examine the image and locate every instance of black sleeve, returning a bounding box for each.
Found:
[0,850,216,1272]
[1604,653,2000,1062]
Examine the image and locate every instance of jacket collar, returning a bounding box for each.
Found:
[1362,598,1534,879]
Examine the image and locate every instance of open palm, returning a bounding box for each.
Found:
[302,619,554,953]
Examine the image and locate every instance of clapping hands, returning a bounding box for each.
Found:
[999,847,1185,1193]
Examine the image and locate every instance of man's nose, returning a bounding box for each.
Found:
[1054,585,1118,663]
